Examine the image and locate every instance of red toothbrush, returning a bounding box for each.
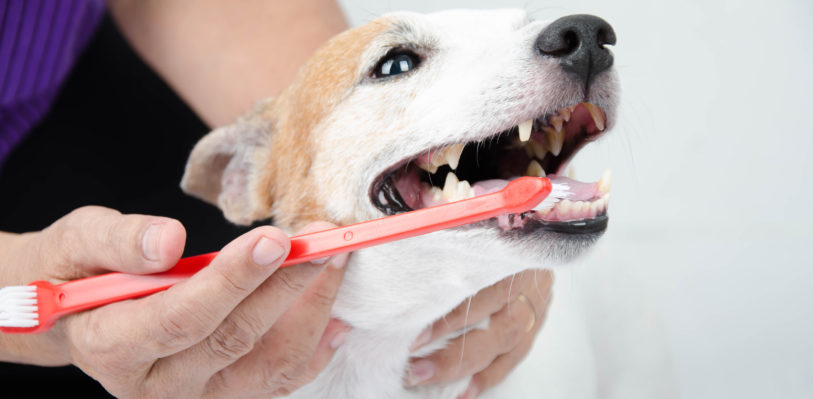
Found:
[0,177,566,334]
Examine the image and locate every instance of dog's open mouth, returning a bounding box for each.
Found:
[370,102,612,234]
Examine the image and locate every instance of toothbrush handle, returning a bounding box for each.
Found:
[53,177,551,318]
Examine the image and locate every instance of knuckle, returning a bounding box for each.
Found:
[499,313,526,350]
[157,301,209,348]
[308,287,338,309]
[217,271,252,298]
[262,346,311,393]
[204,319,257,363]
[274,271,307,296]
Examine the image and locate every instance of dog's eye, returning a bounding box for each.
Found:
[374,52,420,78]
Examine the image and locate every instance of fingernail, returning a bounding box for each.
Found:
[457,384,479,399]
[407,359,435,386]
[329,252,349,269]
[409,326,433,352]
[141,223,164,261]
[330,328,349,349]
[252,236,285,266]
[311,256,331,265]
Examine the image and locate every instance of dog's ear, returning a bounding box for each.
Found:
[181,101,274,225]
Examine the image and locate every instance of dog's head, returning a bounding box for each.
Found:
[182,9,617,330]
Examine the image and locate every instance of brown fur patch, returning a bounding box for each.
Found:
[253,19,393,231]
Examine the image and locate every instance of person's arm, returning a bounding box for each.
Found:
[107,0,349,127]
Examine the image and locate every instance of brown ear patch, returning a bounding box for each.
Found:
[250,19,394,230]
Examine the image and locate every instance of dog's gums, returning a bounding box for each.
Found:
[371,102,611,233]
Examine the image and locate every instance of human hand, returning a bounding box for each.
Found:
[0,206,350,398]
[405,270,553,398]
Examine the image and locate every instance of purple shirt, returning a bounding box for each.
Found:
[0,0,105,169]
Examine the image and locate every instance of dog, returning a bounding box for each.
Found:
[181,9,618,398]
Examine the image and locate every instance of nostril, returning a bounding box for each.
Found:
[538,29,580,57]
[535,14,616,86]
[561,30,579,55]
[596,27,617,47]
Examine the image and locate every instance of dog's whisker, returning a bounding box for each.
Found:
[457,296,473,372]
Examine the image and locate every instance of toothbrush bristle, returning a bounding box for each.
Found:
[0,286,39,328]
[533,183,572,211]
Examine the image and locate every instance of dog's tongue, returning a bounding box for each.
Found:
[547,175,598,201]
[472,176,597,201]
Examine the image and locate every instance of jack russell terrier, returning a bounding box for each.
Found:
[182,9,617,399]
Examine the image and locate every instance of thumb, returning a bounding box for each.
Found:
[38,206,186,277]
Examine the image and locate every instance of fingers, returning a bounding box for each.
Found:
[71,225,292,366]
[39,206,186,277]
[461,323,537,399]
[407,270,554,389]
[202,223,351,397]
[410,271,530,352]
[406,295,536,386]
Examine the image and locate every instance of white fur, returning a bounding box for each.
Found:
[183,9,664,399]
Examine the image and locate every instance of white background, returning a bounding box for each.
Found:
[337,1,813,398]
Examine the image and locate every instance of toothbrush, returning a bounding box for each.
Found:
[0,177,569,334]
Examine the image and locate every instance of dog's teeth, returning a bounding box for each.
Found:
[529,140,547,159]
[550,115,564,132]
[568,104,577,113]
[557,199,573,219]
[566,166,575,179]
[456,180,475,200]
[430,150,448,168]
[429,186,443,201]
[518,119,533,142]
[559,107,572,122]
[583,103,606,131]
[525,160,546,177]
[418,161,438,174]
[444,143,465,170]
[543,127,564,157]
[442,172,459,200]
[597,169,612,193]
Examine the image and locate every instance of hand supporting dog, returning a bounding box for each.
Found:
[0,207,351,398]
[407,270,554,398]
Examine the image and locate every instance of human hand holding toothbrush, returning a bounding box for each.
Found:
[0,206,351,397]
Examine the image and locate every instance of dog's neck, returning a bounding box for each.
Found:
[285,233,535,399]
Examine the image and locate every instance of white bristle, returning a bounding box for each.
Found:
[0,285,39,328]
[533,183,572,211]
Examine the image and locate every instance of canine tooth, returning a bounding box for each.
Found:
[543,127,564,156]
[583,103,606,131]
[442,172,459,199]
[518,119,533,142]
[418,161,438,174]
[444,143,465,170]
[550,115,563,132]
[567,166,575,179]
[529,140,547,159]
[525,160,546,177]
[597,169,612,193]
[430,150,448,168]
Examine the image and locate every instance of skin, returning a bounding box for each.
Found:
[0,1,553,397]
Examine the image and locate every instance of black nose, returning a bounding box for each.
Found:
[536,14,616,86]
